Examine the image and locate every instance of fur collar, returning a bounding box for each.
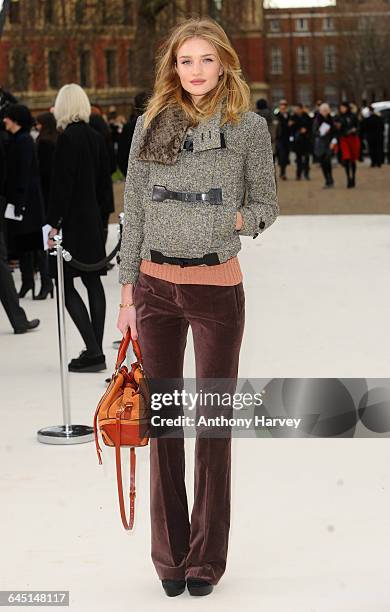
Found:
[136,102,224,165]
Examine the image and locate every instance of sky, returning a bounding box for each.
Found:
[264,1,336,7]
[0,0,337,11]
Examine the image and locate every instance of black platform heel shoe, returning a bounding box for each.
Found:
[35,283,54,300]
[18,281,35,299]
[186,578,214,596]
[68,350,106,373]
[161,579,186,597]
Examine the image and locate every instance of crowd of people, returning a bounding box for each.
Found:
[0,84,389,370]
[257,97,389,189]
[0,84,146,373]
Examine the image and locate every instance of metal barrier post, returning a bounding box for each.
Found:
[118,212,133,370]
[37,231,94,445]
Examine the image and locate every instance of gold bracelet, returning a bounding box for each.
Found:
[119,302,134,308]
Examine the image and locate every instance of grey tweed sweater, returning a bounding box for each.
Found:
[119,102,279,285]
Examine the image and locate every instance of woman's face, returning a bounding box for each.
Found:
[175,37,224,103]
[320,105,330,117]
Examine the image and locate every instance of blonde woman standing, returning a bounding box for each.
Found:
[47,84,113,372]
[117,17,278,597]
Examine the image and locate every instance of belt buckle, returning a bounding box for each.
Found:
[208,188,222,205]
[152,185,166,202]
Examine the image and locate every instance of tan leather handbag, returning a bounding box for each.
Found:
[93,329,151,530]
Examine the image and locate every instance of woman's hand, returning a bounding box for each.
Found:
[235,210,244,231]
[117,304,138,339]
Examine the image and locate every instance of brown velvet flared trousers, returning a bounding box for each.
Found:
[133,271,245,585]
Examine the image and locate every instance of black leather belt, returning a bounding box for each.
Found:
[152,185,223,205]
[150,250,220,267]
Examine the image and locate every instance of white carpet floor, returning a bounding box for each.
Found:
[1,217,389,611]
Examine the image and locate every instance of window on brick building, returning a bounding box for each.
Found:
[102,0,117,24]
[9,0,21,24]
[295,17,308,32]
[12,49,28,90]
[358,15,375,30]
[79,50,91,88]
[324,85,338,106]
[364,54,375,72]
[270,48,283,75]
[297,85,312,106]
[297,46,310,74]
[75,0,85,24]
[123,0,134,25]
[105,49,118,87]
[271,88,285,106]
[324,45,336,73]
[269,19,280,32]
[48,50,61,89]
[323,16,334,31]
[44,0,55,24]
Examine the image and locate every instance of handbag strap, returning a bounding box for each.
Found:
[115,410,136,530]
[116,327,142,370]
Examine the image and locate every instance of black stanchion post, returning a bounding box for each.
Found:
[37,231,94,445]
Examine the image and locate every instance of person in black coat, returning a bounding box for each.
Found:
[89,111,115,244]
[255,98,273,135]
[0,129,40,333]
[274,99,292,180]
[312,102,336,189]
[360,106,385,168]
[0,87,18,123]
[334,101,361,188]
[2,104,47,298]
[289,103,313,180]
[117,91,148,177]
[34,111,59,299]
[35,112,58,211]
[47,83,113,373]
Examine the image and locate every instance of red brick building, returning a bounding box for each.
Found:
[0,0,269,113]
[264,0,390,109]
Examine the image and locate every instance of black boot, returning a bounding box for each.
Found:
[161,579,186,597]
[35,282,54,300]
[18,281,36,299]
[322,169,333,188]
[344,160,351,188]
[186,578,214,596]
[351,162,356,187]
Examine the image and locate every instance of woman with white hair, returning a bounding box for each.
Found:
[46,83,113,372]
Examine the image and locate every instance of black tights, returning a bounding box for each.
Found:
[59,273,106,356]
[343,159,357,180]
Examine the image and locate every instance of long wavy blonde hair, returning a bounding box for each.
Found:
[143,16,252,129]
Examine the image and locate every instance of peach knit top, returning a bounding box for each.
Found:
[139,255,243,286]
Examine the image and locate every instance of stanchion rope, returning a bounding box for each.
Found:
[54,237,121,273]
